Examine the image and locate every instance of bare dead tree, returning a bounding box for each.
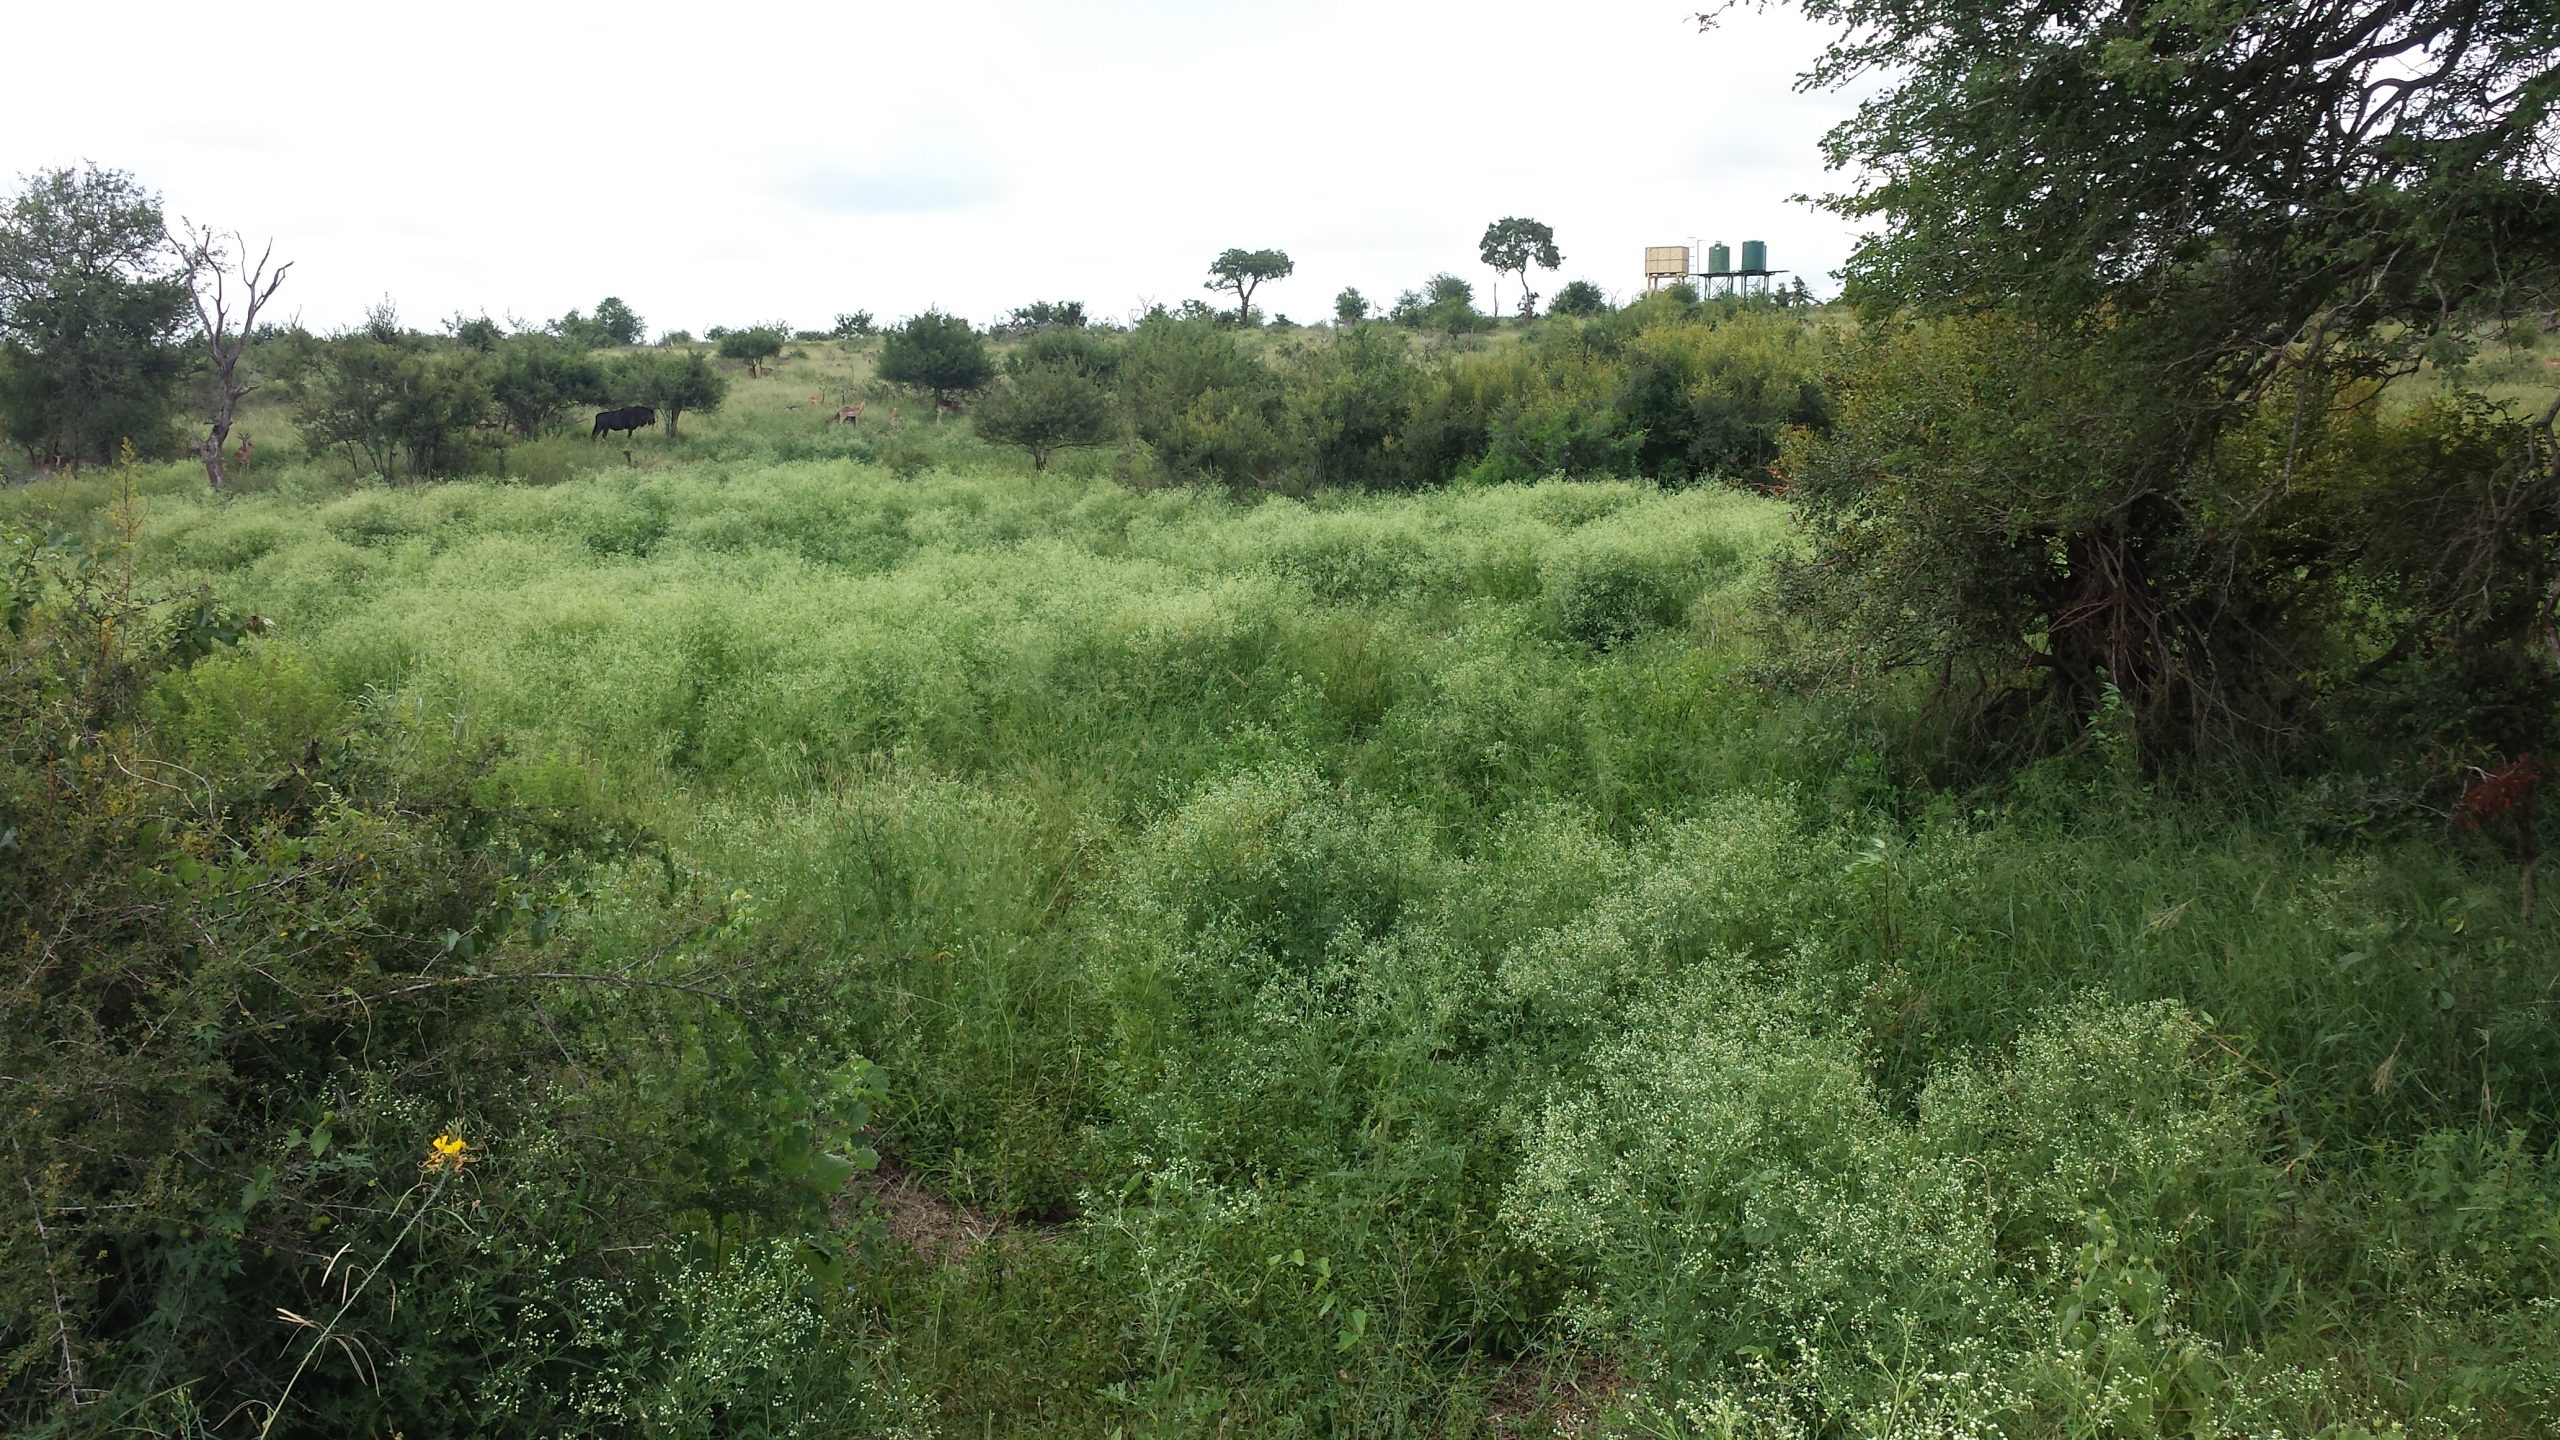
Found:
[170,222,291,491]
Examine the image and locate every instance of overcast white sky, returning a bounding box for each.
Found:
[6,0,1867,336]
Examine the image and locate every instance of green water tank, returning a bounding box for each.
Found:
[1706,242,1731,275]
[1740,239,1768,273]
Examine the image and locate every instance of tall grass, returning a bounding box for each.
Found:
[10,454,2556,1436]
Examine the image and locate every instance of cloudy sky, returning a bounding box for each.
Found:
[7,0,1869,336]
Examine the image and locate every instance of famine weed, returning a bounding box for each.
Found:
[9,453,2559,1436]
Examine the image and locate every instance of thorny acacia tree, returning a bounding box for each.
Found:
[1205,248,1294,325]
[1723,0,2560,755]
[170,223,290,490]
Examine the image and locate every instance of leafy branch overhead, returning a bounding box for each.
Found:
[1711,0,2560,377]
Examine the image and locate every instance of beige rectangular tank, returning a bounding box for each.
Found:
[1643,246,1692,279]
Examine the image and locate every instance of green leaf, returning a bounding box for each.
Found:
[805,1152,863,1189]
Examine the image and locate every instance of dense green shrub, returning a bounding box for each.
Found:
[920,302,1846,493]
[1389,303,1827,487]
[552,296,645,349]
[1001,299,1086,332]
[1752,0,2560,767]
[1121,313,1294,486]
[877,309,994,413]
[1609,305,1830,483]
[287,333,495,480]
[486,332,605,436]
[1287,325,1423,489]
[1549,279,1609,317]
[1775,313,2560,765]
[1009,323,1123,381]
[0,165,193,466]
[1390,273,1493,335]
[446,312,503,351]
[973,361,1116,471]
[0,519,893,1437]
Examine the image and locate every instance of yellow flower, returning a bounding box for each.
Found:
[423,1133,473,1173]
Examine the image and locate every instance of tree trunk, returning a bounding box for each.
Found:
[666,408,681,439]
[2039,526,2177,741]
[200,362,237,491]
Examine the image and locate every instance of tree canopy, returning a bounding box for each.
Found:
[1005,300,1087,332]
[0,165,191,464]
[590,296,644,346]
[1205,248,1293,325]
[1549,279,1609,317]
[612,349,727,437]
[973,361,1117,471]
[1392,274,1491,335]
[287,333,489,481]
[1729,0,2560,381]
[877,310,994,411]
[1737,0,2560,759]
[489,333,606,436]
[553,298,644,349]
[716,326,785,377]
[1478,217,1562,317]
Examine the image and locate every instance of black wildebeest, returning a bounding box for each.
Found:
[591,405,658,440]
